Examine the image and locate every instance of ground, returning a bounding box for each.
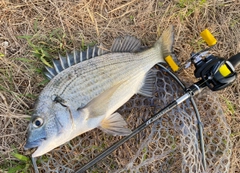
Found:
[0,0,239,172]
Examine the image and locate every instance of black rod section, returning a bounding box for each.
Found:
[76,100,178,173]
[76,85,202,173]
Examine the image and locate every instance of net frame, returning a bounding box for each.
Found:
[34,65,231,173]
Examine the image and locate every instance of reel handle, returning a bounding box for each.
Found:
[229,53,240,68]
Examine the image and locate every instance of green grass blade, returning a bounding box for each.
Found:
[11,153,30,162]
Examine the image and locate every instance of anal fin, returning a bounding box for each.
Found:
[138,69,157,97]
[99,112,132,136]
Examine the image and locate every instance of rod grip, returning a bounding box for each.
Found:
[229,53,240,68]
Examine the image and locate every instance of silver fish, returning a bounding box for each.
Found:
[24,26,175,157]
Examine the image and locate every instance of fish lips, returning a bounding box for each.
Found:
[24,138,45,150]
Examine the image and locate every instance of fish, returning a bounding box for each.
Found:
[24,26,175,157]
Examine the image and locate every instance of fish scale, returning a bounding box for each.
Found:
[43,50,158,110]
[25,26,176,157]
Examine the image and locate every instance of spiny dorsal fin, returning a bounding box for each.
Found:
[45,46,105,80]
[53,59,63,73]
[44,66,57,79]
[59,54,69,69]
[110,35,141,53]
[45,36,142,80]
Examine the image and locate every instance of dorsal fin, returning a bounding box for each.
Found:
[110,36,141,53]
[53,59,63,73]
[44,36,142,80]
[44,46,104,80]
[59,54,69,69]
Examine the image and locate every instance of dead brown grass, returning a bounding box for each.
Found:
[0,0,239,172]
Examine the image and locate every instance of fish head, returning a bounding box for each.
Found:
[24,99,77,157]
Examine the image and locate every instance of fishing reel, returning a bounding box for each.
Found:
[189,28,239,91]
[166,28,239,91]
[191,51,238,91]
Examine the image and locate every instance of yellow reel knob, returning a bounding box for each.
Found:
[200,29,217,47]
[165,55,179,72]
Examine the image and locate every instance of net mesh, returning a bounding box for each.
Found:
[36,66,231,173]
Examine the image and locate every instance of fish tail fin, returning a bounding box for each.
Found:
[154,25,177,62]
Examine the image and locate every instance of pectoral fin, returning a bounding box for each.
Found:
[99,112,132,136]
[79,82,123,119]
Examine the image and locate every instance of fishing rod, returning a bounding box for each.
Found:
[76,54,239,173]
[76,29,239,173]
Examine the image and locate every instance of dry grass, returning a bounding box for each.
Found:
[0,0,239,172]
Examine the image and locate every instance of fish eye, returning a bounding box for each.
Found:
[32,117,44,128]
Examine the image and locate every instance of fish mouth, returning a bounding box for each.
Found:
[24,138,45,150]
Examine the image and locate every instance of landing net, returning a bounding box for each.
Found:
[38,66,231,173]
